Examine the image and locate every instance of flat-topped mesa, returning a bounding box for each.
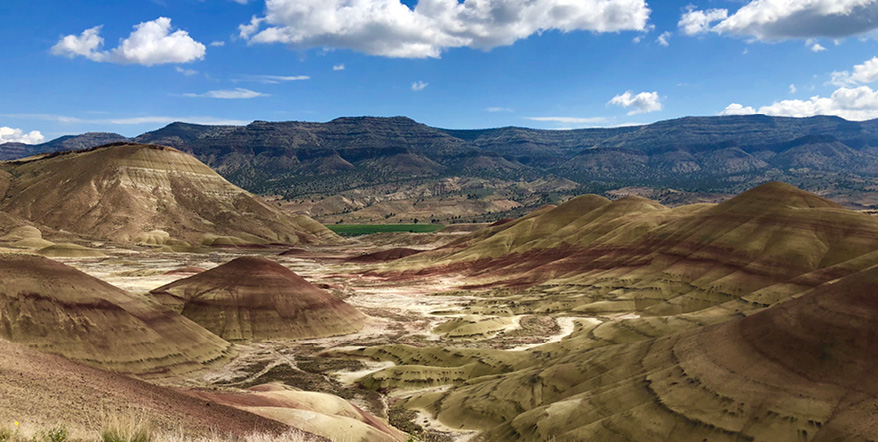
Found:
[150,256,366,341]
[0,143,337,246]
[0,254,231,376]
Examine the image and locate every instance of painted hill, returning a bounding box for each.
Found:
[389,182,878,318]
[414,263,878,442]
[0,339,294,438]
[150,256,365,341]
[0,143,337,246]
[192,383,407,442]
[0,254,231,375]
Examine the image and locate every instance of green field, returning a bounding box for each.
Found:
[326,224,445,236]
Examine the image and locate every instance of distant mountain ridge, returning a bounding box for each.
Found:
[8,115,878,215]
[0,132,129,160]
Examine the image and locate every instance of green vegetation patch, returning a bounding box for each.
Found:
[326,224,445,236]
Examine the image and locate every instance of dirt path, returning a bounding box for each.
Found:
[508,316,600,351]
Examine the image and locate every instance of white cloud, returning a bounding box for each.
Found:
[231,0,248,4]
[210,40,226,47]
[52,17,205,66]
[183,88,267,99]
[830,56,878,86]
[756,86,878,120]
[656,31,671,46]
[680,0,878,41]
[720,103,757,115]
[411,81,428,91]
[608,90,662,115]
[811,42,827,51]
[722,55,878,120]
[487,107,514,112]
[239,74,311,84]
[3,113,250,126]
[678,8,728,35]
[0,127,45,145]
[333,64,345,71]
[51,26,105,61]
[526,116,608,124]
[789,83,797,93]
[175,66,198,76]
[239,0,652,58]
[632,35,644,43]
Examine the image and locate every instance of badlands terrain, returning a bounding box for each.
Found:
[0,142,877,441]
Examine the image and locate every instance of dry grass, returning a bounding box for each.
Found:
[0,414,315,442]
[96,410,314,442]
[147,430,312,442]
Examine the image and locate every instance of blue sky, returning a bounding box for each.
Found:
[2,0,878,143]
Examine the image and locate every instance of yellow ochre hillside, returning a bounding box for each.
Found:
[0,254,231,376]
[0,143,337,246]
[150,256,366,341]
[389,182,878,317]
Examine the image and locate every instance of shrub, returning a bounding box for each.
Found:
[100,412,151,442]
[41,426,67,442]
[101,428,150,442]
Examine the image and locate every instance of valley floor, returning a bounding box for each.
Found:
[51,237,592,442]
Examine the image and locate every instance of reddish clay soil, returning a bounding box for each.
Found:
[0,339,293,437]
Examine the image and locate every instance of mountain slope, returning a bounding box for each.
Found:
[0,143,337,245]
[150,256,366,340]
[134,117,480,194]
[0,339,294,438]
[0,254,231,376]
[15,115,878,222]
[389,182,878,318]
[423,263,878,441]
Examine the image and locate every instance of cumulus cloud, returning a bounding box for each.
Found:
[811,42,827,51]
[830,56,878,86]
[608,90,662,115]
[210,41,226,47]
[721,55,878,120]
[51,26,105,61]
[679,0,878,40]
[526,116,607,124]
[656,31,671,46]
[52,17,205,66]
[411,81,428,91]
[333,64,345,71]
[183,88,267,99]
[0,127,45,145]
[678,8,728,35]
[720,103,757,115]
[755,86,878,120]
[239,0,652,58]
[789,84,797,94]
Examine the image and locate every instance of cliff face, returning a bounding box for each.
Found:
[134,115,878,201]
